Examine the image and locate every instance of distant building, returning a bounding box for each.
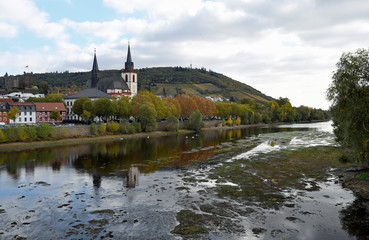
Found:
[35,102,66,124]
[5,92,45,102]
[9,102,36,125]
[0,101,10,125]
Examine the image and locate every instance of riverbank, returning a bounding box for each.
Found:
[0,123,267,152]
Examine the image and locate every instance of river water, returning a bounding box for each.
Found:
[0,122,365,239]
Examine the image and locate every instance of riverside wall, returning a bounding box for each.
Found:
[59,120,223,138]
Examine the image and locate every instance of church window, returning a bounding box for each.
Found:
[125,75,128,82]
[133,75,135,82]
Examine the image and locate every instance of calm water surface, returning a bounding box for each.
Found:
[0,122,365,239]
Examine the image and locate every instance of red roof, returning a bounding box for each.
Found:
[0,98,13,103]
[34,102,66,112]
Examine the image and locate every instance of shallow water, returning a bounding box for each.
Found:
[0,122,364,239]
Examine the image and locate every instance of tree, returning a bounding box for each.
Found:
[38,81,49,95]
[187,110,205,132]
[72,97,90,116]
[94,98,113,122]
[327,48,369,162]
[138,104,157,132]
[50,110,62,121]
[8,107,20,122]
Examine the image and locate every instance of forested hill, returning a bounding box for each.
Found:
[22,67,274,103]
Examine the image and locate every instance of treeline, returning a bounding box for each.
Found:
[72,91,330,128]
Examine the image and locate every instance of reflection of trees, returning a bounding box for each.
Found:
[340,198,369,240]
[0,126,277,180]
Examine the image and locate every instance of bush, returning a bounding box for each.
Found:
[187,110,205,132]
[222,119,226,126]
[37,123,55,140]
[6,127,18,142]
[91,123,98,136]
[163,115,179,131]
[119,121,136,134]
[25,126,37,141]
[132,122,141,133]
[98,123,106,135]
[0,129,7,143]
[17,126,29,141]
[235,116,241,125]
[107,121,120,134]
[227,116,233,126]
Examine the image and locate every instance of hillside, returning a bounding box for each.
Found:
[17,67,274,103]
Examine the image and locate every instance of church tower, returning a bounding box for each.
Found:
[91,49,99,88]
[121,43,137,97]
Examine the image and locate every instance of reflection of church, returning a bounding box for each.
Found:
[123,167,139,188]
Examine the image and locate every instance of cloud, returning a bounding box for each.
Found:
[0,23,18,38]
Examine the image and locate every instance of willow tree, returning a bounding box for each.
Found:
[327,48,369,162]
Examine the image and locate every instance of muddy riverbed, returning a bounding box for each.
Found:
[0,122,368,239]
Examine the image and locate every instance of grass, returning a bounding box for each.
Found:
[357,172,369,181]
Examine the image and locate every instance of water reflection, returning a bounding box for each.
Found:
[340,198,369,239]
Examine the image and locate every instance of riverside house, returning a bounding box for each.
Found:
[35,102,66,124]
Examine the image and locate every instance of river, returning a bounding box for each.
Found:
[0,122,366,239]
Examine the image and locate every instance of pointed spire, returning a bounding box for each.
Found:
[125,42,134,71]
[91,49,99,88]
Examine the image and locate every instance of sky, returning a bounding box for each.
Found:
[1,0,369,109]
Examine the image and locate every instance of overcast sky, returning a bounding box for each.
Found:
[1,0,369,109]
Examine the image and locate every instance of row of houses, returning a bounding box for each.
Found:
[0,99,66,125]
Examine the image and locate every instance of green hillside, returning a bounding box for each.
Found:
[19,67,274,103]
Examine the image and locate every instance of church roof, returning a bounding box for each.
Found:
[64,88,111,99]
[97,77,130,92]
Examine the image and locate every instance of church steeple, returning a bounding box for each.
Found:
[91,48,99,88]
[125,42,134,71]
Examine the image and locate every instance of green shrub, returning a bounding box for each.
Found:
[25,126,37,141]
[0,129,7,143]
[119,121,135,134]
[91,123,98,136]
[6,127,18,142]
[357,172,369,181]
[17,126,29,141]
[187,110,205,132]
[107,121,120,134]
[132,122,141,133]
[222,119,226,126]
[98,123,106,135]
[37,123,54,140]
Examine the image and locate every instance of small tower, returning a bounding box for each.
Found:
[91,49,99,88]
[121,43,137,97]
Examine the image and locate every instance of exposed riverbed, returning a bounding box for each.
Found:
[0,122,367,239]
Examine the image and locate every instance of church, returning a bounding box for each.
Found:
[85,43,137,97]
[64,43,137,120]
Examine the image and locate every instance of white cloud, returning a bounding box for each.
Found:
[0,22,18,38]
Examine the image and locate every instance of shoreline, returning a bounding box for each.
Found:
[0,123,272,152]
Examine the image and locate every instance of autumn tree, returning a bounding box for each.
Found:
[176,94,198,118]
[8,107,20,122]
